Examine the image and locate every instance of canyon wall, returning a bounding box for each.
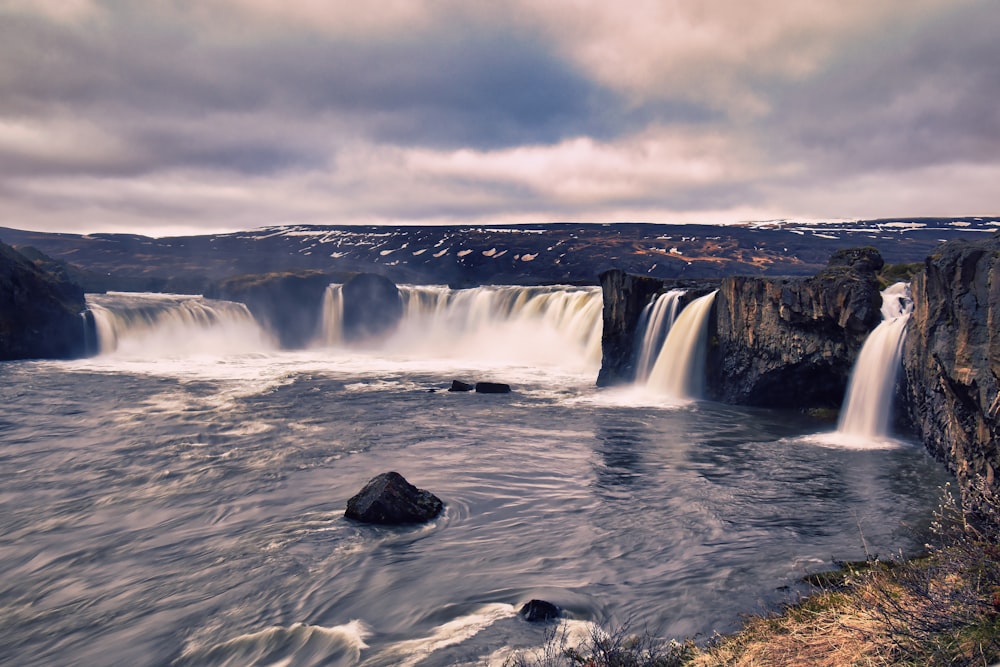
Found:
[903,235,1000,494]
[705,248,884,408]
[0,241,93,360]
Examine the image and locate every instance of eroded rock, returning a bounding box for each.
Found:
[344,472,444,525]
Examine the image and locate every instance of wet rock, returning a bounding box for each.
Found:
[596,269,665,387]
[519,600,561,622]
[475,382,511,394]
[903,234,1000,499]
[704,248,883,409]
[0,241,91,361]
[206,270,331,348]
[345,472,443,525]
[341,273,403,342]
[449,380,475,392]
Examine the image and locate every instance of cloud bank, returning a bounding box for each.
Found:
[0,0,996,235]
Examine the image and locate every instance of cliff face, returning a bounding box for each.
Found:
[596,269,669,386]
[706,249,884,408]
[0,241,92,361]
[903,235,1000,493]
[206,271,332,348]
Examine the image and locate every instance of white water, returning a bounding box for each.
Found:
[317,284,603,372]
[86,292,276,357]
[645,290,718,399]
[836,282,913,439]
[633,290,685,382]
[319,284,344,347]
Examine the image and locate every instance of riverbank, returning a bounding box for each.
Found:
[506,482,1000,667]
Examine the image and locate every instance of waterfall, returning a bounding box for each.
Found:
[86,292,275,356]
[318,284,603,369]
[318,284,344,346]
[633,290,685,382]
[837,282,913,438]
[645,290,718,399]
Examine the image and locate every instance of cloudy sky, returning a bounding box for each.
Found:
[1,1,997,236]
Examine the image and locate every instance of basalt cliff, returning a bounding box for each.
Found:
[903,235,1000,496]
[601,238,1000,500]
[0,240,93,361]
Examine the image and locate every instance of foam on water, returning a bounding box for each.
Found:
[177,620,371,667]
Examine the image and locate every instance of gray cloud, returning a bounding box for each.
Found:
[0,1,996,234]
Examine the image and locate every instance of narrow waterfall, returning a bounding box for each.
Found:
[86,292,274,356]
[318,284,344,346]
[633,290,685,382]
[837,282,913,438]
[645,290,718,399]
[318,284,603,368]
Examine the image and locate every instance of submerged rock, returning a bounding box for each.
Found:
[449,380,475,392]
[475,382,511,394]
[344,472,443,525]
[519,599,561,622]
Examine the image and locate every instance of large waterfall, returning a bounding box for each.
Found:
[837,282,913,439]
[645,290,718,399]
[633,290,685,382]
[318,284,603,369]
[86,292,275,356]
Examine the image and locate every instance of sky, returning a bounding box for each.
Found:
[0,1,998,237]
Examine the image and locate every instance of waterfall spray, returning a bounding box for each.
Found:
[837,282,912,438]
[645,290,718,399]
[633,290,685,382]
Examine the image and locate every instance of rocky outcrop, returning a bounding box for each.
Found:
[340,273,403,343]
[705,248,884,408]
[344,472,444,525]
[206,271,332,348]
[903,235,1000,495]
[475,382,512,394]
[519,599,561,622]
[1,241,93,361]
[596,269,671,386]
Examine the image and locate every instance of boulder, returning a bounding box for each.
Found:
[449,380,475,392]
[519,600,561,622]
[475,382,511,394]
[341,273,403,342]
[344,472,444,525]
[0,241,92,361]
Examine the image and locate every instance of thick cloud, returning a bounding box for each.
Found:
[0,0,996,234]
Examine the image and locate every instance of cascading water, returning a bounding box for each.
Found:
[836,282,913,439]
[86,292,275,356]
[633,290,685,382]
[317,284,603,370]
[645,290,718,399]
[318,284,344,347]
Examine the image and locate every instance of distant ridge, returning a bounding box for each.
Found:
[2,217,998,290]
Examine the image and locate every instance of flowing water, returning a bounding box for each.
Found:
[0,288,949,666]
[633,290,685,383]
[836,282,913,442]
[645,291,718,400]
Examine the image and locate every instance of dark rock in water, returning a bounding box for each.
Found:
[519,599,561,622]
[206,271,331,349]
[475,382,511,394]
[704,248,883,409]
[345,472,443,525]
[449,380,475,392]
[341,273,403,342]
[0,241,91,361]
[903,234,1000,500]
